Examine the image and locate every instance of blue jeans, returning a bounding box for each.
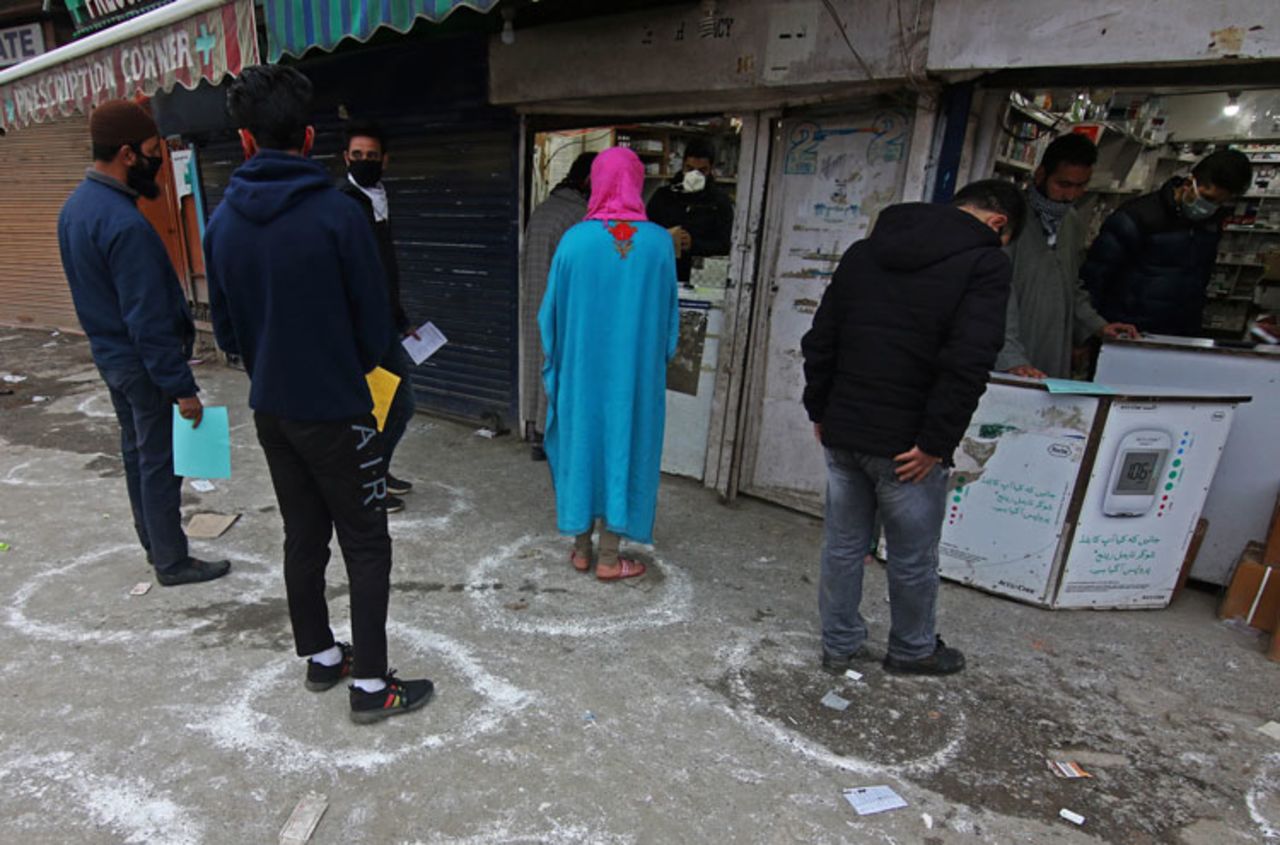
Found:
[819,447,947,661]
[101,367,189,572]
[378,340,416,471]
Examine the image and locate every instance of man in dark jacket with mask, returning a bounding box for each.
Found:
[206,65,433,724]
[337,119,415,513]
[802,180,1025,678]
[58,99,230,588]
[646,138,734,284]
[1081,150,1252,335]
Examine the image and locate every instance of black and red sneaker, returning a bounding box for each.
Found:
[349,672,434,724]
[305,642,353,692]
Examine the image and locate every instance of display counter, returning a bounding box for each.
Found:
[1097,335,1280,585]
[939,377,1247,609]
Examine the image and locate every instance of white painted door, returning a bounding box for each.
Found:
[741,107,914,512]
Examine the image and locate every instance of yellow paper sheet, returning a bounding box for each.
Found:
[365,367,401,432]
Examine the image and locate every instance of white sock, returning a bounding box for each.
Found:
[309,645,343,667]
[352,677,387,693]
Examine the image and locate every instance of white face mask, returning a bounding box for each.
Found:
[1182,176,1219,221]
[680,169,707,193]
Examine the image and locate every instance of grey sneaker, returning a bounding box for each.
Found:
[882,636,966,676]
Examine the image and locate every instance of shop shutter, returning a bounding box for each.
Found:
[0,115,91,332]
[197,113,520,426]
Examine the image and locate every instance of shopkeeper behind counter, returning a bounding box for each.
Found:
[1081,150,1253,336]
[997,134,1138,379]
[646,138,734,285]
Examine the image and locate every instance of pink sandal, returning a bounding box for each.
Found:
[596,557,646,582]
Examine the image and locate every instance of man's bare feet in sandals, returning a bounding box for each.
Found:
[570,550,591,573]
[596,557,646,582]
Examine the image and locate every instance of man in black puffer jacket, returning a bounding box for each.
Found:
[802,180,1024,678]
[1081,150,1252,336]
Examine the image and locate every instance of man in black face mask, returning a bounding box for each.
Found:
[57,99,231,587]
[337,120,416,513]
[996,133,1137,379]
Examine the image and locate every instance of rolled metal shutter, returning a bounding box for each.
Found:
[0,115,92,332]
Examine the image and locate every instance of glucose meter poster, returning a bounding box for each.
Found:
[1055,402,1236,608]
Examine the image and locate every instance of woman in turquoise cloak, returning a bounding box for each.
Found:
[538,147,680,581]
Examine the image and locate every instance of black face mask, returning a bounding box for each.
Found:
[348,159,383,188]
[126,144,163,200]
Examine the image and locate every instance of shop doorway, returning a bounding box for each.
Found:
[524,117,748,481]
[737,104,917,514]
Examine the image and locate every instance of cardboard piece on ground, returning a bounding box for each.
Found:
[1218,542,1280,632]
[365,367,400,432]
[401,321,448,365]
[172,406,231,479]
[842,786,908,816]
[186,512,240,540]
[280,792,328,844]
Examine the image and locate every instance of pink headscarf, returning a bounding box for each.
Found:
[584,147,648,222]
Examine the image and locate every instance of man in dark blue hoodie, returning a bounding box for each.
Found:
[58,99,230,587]
[205,65,433,724]
[802,180,1025,678]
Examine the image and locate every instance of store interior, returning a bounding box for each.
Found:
[978,85,1280,341]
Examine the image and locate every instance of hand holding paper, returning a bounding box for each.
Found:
[402,321,447,365]
[172,405,231,479]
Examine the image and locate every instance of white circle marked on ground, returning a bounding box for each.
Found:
[4,544,212,644]
[386,480,475,535]
[714,639,968,779]
[0,751,202,845]
[465,535,693,637]
[184,621,534,775]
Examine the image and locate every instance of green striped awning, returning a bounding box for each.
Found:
[263,0,499,62]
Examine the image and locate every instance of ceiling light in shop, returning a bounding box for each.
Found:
[1223,92,1241,117]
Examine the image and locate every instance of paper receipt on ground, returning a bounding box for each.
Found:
[843,785,908,816]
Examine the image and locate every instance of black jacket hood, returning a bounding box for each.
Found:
[869,202,1001,272]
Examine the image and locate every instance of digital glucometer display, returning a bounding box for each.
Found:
[1113,450,1165,494]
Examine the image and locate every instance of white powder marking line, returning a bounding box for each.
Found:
[0,751,203,845]
[5,543,209,643]
[386,480,475,535]
[714,638,967,779]
[411,819,635,845]
[1247,753,1280,840]
[186,624,534,775]
[465,535,693,637]
[75,392,115,418]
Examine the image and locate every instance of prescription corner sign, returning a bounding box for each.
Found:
[0,23,46,69]
[0,0,257,133]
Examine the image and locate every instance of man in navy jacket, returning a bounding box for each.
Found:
[205,65,432,724]
[58,99,230,587]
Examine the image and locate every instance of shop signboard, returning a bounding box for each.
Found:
[0,23,46,69]
[67,0,176,38]
[0,0,257,132]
